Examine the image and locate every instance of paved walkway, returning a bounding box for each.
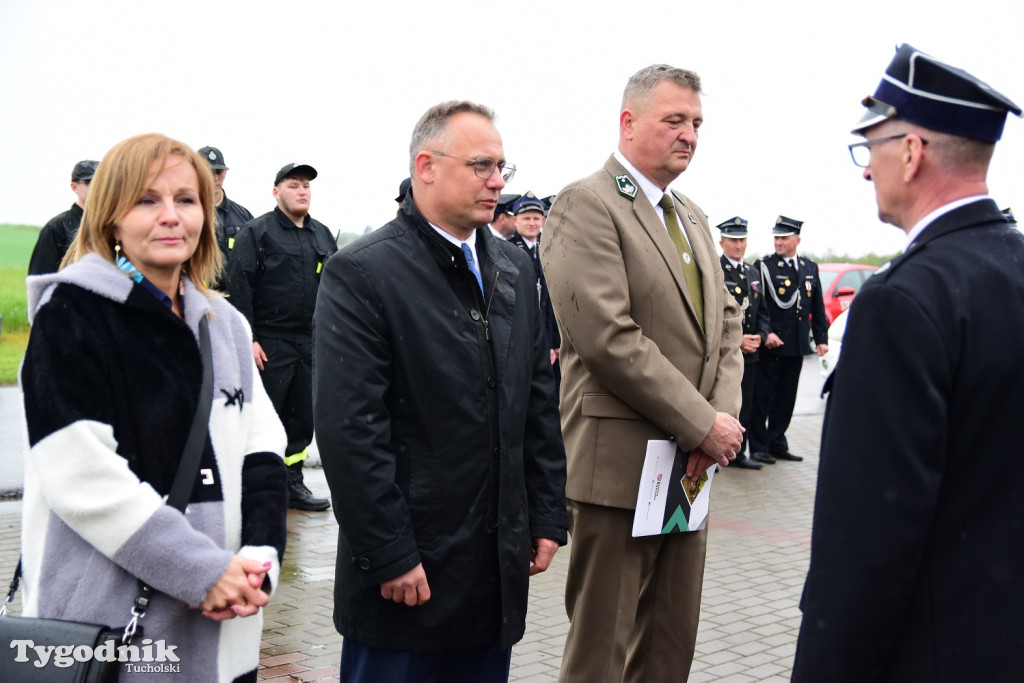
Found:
[0,358,828,681]
[0,412,822,682]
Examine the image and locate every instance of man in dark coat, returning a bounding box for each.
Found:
[28,160,98,275]
[717,217,769,470]
[313,101,567,682]
[748,216,828,464]
[792,44,1024,682]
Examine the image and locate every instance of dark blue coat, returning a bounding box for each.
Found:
[721,255,770,364]
[793,199,1024,681]
[755,253,827,356]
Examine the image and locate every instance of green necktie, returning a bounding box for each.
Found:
[659,194,704,328]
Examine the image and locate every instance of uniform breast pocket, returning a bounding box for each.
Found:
[261,243,303,283]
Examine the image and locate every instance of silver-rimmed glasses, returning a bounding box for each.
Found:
[848,134,928,167]
[430,151,516,182]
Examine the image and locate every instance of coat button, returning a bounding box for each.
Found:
[470,309,481,321]
[357,557,371,570]
[487,375,497,388]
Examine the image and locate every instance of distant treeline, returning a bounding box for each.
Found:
[746,251,899,266]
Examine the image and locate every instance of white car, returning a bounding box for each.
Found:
[819,309,849,378]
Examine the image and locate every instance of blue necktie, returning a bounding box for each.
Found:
[461,243,485,298]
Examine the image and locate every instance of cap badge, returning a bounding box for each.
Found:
[208,150,217,160]
[615,175,638,199]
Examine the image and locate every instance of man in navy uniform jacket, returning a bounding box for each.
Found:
[749,216,828,464]
[793,44,1024,682]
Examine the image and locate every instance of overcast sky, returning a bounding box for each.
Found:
[2,0,1021,259]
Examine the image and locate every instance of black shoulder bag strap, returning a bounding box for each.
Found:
[123,314,214,640]
[1,316,215,643]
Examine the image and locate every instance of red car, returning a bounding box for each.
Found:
[817,263,878,324]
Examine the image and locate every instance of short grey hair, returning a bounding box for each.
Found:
[622,64,702,112]
[409,100,496,173]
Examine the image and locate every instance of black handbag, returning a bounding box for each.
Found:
[0,315,213,682]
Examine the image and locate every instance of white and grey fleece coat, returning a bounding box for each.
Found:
[18,254,288,683]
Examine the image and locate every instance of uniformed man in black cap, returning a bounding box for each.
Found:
[228,162,337,511]
[28,160,98,275]
[748,216,827,464]
[488,193,520,239]
[197,146,253,284]
[717,216,769,470]
[508,191,561,381]
[793,44,1023,681]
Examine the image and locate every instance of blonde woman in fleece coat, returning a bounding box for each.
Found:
[19,133,289,682]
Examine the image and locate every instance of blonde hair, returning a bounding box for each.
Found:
[63,133,221,295]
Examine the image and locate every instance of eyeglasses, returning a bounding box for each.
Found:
[430,151,516,182]
[848,134,928,168]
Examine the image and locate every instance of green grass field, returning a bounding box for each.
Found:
[0,224,38,385]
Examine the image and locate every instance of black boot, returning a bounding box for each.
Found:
[287,462,331,511]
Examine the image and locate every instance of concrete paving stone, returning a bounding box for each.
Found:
[741,664,791,680]
[259,651,310,668]
[510,670,559,683]
[299,654,344,670]
[696,637,738,655]
[747,612,790,627]
[260,642,314,657]
[702,659,759,679]
[258,662,310,678]
[728,641,775,659]
[751,622,792,638]
[532,613,570,629]
[510,660,559,680]
[700,648,741,666]
[687,671,721,683]
[291,666,342,681]
[737,604,775,618]
[509,648,553,665]
[723,630,765,646]
[716,619,759,636]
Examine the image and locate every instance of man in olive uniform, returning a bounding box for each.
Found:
[717,216,770,470]
[228,162,337,510]
[748,216,828,464]
[28,160,98,275]
[197,146,253,285]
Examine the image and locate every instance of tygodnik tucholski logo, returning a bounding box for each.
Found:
[9,636,181,673]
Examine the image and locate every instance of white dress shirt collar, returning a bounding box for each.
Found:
[904,195,989,252]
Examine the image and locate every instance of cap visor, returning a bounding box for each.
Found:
[851,96,897,134]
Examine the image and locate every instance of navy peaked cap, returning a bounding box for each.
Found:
[853,43,1021,142]
[772,215,803,236]
[716,216,748,238]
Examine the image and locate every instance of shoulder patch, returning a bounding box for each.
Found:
[615,174,638,199]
